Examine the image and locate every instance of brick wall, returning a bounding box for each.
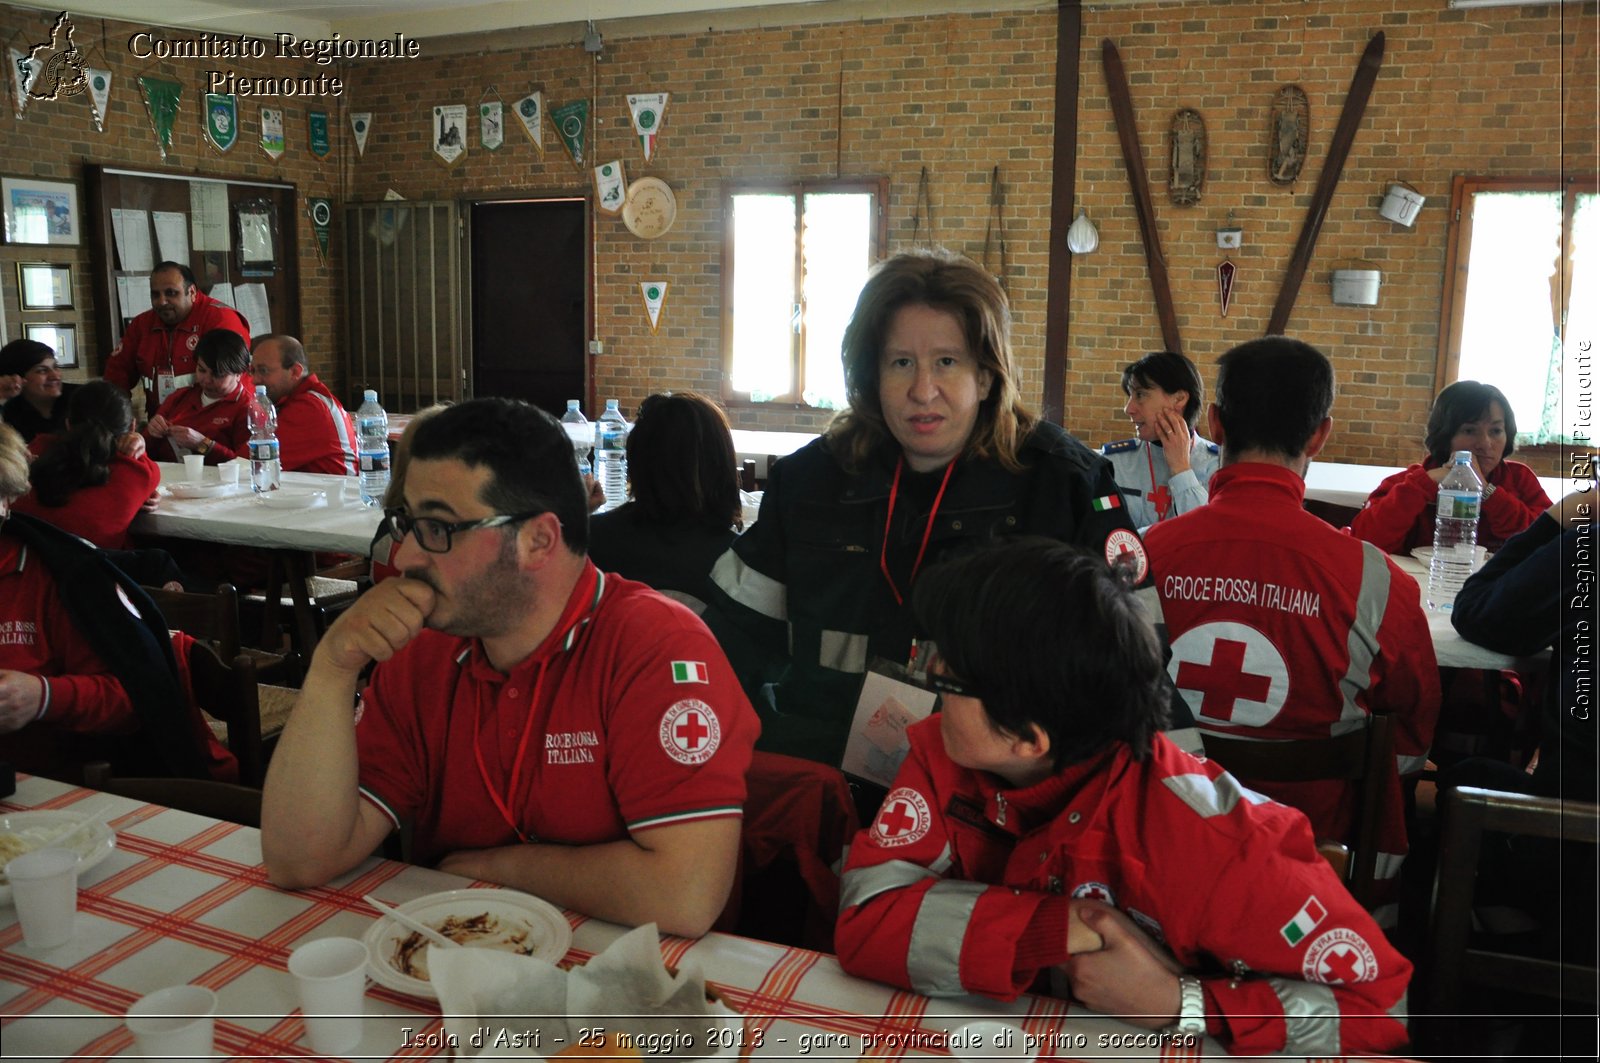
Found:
[4,0,1594,472]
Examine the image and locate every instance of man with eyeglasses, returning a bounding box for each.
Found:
[835,538,1411,1056]
[104,261,250,416]
[262,398,758,938]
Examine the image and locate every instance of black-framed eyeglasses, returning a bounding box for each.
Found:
[924,670,983,701]
[383,507,544,554]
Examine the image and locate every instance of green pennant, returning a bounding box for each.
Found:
[204,92,238,153]
[137,75,182,160]
[308,197,333,261]
[308,110,331,157]
[551,98,589,169]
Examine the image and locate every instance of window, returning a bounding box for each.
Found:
[722,179,886,409]
[1438,175,1598,446]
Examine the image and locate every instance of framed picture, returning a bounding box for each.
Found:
[16,262,73,310]
[22,322,77,368]
[234,197,277,276]
[1,177,81,246]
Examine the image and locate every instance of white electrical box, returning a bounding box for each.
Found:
[1216,227,1243,249]
[588,340,604,355]
[1331,269,1381,307]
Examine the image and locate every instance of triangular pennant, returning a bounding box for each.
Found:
[1217,259,1237,317]
[259,106,285,159]
[626,92,669,162]
[308,197,333,263]
[639,281,668,334]
[551,98,588,168]
[203,92,238,153]
[350,111,372,156]
[479,99,504,151]
[308,109,331,157]
[512,91,544,154]
[85,67,111,131]
[9,47,42,117]
[594,160,626,214]
[137,75,182,160]
[433,104,467,166]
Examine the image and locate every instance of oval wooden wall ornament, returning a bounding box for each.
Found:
[1269,85,1309,185]
[1168,108,1205,206]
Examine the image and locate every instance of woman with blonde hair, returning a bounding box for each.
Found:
[702,249,1142,766]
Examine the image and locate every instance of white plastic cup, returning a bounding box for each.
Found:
[5,847,78,949]
[288,936,368,1054]
[183,454,206,482]
[218,460,243,486]
[125,984,217,1059]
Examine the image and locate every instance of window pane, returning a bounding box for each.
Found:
[1559,194,1597,447]
[1457,191,1562,443]
[800,193,873,409]
[729,194,797,400]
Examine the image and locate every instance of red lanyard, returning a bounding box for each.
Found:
[879,456,957,607]
[471,566,599,843]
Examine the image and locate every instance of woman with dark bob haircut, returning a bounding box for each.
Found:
[588,391,742,609]
[1100,350,1220,531]
[701,248,1143,767]
[1349,379,1551,552]
[13,380,161,550]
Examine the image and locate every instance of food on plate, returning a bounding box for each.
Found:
[553,1032,644,1060]
[391,911,538,980]
[0,831,31,872]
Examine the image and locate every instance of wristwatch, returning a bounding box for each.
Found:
[1168,975,1205,1037]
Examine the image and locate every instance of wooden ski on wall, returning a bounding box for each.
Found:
[1267,31,1385,336]
[1100,38,1183,355]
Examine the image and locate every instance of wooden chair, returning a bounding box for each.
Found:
[142,582,299,685]
[188,642,267,788]
[1416,786,1599,1052]
[1200,713,1395,907]
[83,761,262,828]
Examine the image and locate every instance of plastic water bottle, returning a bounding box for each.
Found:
[560,399,591,478]
[1426,449,1483,612]
[248,385,280,493]
[593,399,629,510]
[356,389,390,507]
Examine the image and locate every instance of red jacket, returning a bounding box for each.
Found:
[1347,457,1551,554]
[276,373,357,475]
[1144,463,1440,912]
[141,376,254,464]
[14,440,162,550]
[105,291,250,412]
[837,723,1412,1056]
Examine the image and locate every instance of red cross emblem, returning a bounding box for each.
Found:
[1301,928,1378,985]
[658,699,721,765]
[1150,483,1173,521]
[872,787,930,848]
[1071,881,1117,906]
[1168,621,1288,727]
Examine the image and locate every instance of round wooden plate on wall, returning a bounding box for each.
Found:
[621,177,678,239]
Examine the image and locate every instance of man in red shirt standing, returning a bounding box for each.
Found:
[104,263,250,415]
[249,334,357,475]
[261,399,758,938]
[142,330,254,465]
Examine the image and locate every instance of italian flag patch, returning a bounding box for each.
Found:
[1281,896,1327,946]
[1091,494,1122,512]
[671,660,709,684]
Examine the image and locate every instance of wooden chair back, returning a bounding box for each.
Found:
[1416,785,1599,1053]
[144,582,299,684]
[188,642,266,788]
[83,762,262,828]
[1201,713,1395,906]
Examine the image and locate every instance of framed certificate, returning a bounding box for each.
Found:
[22,322,77,367]
[17,261,73,310]
[234,197,277,276]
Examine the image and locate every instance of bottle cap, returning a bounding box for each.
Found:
[1454,449,1472,463]
[256,385,267,396]
[364,389,378,401]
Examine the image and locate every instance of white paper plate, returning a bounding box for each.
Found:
[0,811,117,905]
[363,888,572,999]
[167,481,245,500]
[257,490,327,511]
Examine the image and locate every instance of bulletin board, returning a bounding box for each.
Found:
[84,163,301,365]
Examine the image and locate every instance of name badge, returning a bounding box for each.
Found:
[839,656,940,788]
[156,373,177,404]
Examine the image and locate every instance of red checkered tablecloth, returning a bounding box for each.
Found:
[2,775,1343,1061]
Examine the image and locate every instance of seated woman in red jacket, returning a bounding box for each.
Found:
[14,381,161,550]
[142,328,254,465]
[1347,380,1551,553]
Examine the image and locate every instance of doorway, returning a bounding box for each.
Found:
[468,198,587,416]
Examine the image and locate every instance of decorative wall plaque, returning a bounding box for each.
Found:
[1168,108,1206,206]
[1270,86,1309,185]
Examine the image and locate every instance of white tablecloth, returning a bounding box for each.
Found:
[134,462,384,555]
